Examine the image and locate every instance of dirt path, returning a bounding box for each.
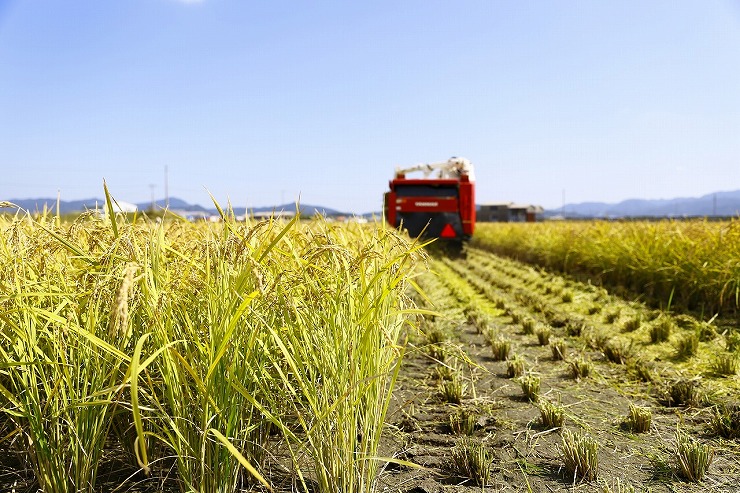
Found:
[378,247,740,492]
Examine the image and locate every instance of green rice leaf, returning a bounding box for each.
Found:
[208,428,272,491]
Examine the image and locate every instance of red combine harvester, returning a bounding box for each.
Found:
[384,157,475,243]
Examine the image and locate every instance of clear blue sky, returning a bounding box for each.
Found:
[2,1,739,213]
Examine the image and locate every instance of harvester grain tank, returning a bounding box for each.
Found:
[384,157,475,242]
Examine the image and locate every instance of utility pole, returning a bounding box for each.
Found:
[149,184,156,211]
[164,166,169,209]
[562,189,566,219]
[56,189,61,227]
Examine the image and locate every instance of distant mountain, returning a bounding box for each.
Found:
[245,203,346,216]
[0,197,348,217]
[147,197,209,212]
[198,203,347,217]
[0,197,105,214]
[550,190,740,218]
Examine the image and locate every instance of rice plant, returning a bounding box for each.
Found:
[433,362,458,381]
[142,214,417,493]
[1,261,135,493]
[630,359,655,382]
[568,356,593,380]
[488,335,511,361]
[519,374,541,402]
[521,317,536,335]
[449,408,479,436]
[472,220,740,315]
[550,339,567,361]
[726,331,740,352]
[539,399,565,428]
[425,326,448,361]
[696,321,717,342]
[603,339,632,364]
[621,315,642,332]
[601,478,636,493]
[449,438,494,486]
[664,379,701,407]
[566,320,585,337]
[625,404,651,433]
[590,330,611,351]
[0,202,145,493]
[535,325,551,346]
[712,353,739,376]
[465,306,490,334]
[649,316,673,343]
[424,325,447,345]
[674,430,714,482]
[708,402,740,439]
[544,283,560,296]
[506,354,526,378]
[441,375,467,404]
[545,310,569,328]
[674,333,699,359]
[0,201,420,493]
[560,429,598,482]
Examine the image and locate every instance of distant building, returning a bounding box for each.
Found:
[249,210,296,221]
[170,210,210,221]
[477,202,511,222]
[103,200,137,216]
[478,202,543,222]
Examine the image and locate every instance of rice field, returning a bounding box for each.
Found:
[3,208,740,492]
[0,202,421,493]
[472,220,740,315]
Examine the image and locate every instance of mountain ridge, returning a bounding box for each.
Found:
[550,190,740,218]
[0,197,350,217]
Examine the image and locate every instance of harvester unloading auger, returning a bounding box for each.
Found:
[384,157,476,243]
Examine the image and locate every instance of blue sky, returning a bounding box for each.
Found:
[2,1,739,213]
